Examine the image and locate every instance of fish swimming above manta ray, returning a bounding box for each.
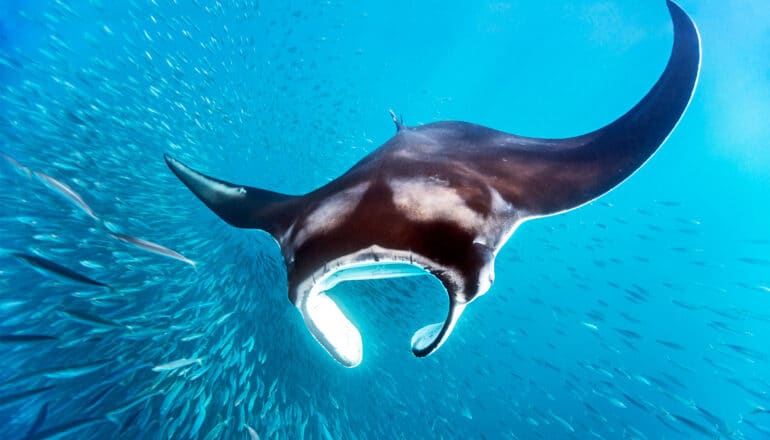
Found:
[164,0,701,367]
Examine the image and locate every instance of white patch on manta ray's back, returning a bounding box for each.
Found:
[474,187,516,247]
[293,182,370,247]
[389,178,484,230]
[294,245,466,367]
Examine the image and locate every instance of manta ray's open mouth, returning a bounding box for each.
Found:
[295,252,461,367]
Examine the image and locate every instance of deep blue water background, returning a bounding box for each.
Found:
[1,1,769,439]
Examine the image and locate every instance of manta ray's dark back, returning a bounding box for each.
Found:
[344,0,701,217]
[164,0,701,367]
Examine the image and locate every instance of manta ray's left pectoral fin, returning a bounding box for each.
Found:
[411,299,467,358]
[164,154,301,240]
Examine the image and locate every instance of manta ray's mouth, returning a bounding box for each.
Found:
[294,249,461,367]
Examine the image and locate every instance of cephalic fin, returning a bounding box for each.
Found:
[411,301,466,357]
[301,291,363,368]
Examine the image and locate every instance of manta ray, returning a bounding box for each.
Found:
[165,0,700,367]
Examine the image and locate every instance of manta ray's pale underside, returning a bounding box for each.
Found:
[165,0,700,367]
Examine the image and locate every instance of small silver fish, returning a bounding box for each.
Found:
[14,253,113,291]
[26,416,105,440]
[105,391,161,424]
[109,232,196,267]
[151,357,203,372]
[0,151,32,178]
[549,410,576,433]
[0,385,55,410]
[39,359,112,379]
[0,334,58,344]
[34,170,98,220]
[60,308,124,329]
[181,333,205,342]
[245,423,260,440]
[25,402,49,438]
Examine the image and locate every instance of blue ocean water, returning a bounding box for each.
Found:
[1,0,769,439]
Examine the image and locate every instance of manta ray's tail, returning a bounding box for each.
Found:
[164,154,300,240]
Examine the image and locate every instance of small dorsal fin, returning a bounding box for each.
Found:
[388,109,405,132]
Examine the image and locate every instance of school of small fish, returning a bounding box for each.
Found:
[1,1,769,439]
